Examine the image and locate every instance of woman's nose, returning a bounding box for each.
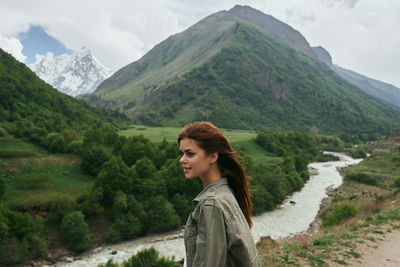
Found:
[179,155,185,164]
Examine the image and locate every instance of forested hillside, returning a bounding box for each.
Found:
[0,49,125,139]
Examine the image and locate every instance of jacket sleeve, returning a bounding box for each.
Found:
[192,200,227,267]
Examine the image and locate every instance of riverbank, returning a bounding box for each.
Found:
[43,152,360,266]
[257,150,400,266]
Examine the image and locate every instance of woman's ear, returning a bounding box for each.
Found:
[209,152,218,164]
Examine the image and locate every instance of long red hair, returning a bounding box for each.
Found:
[178,121,253,228]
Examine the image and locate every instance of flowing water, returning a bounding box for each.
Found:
[56,152,362,266]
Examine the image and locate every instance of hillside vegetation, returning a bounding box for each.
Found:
[257,131,400,266]
[0,49,125,139]
[84,6,400,135]
[0,123,336,265]
[135,22,399,134]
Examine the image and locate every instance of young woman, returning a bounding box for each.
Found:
[178,122,261,267]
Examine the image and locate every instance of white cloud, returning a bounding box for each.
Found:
[0,0,399,87]
[0,33,26,62]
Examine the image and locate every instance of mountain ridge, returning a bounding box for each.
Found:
[312,46,400,109]
[83,5,400,135]
[30,47,113,97]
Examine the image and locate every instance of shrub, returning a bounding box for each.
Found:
[66,140,83,155]
[49,195,77,222]
[0,176,5,201]
[348,149,367,159]
[0,127,7,137]
[394,178,400,188]
[103,226,121,243]
[122,247,177,267]
[98,247,178,267]
[21,126,47,145]
[60,211,91,252]
[45,132,66,153]
[323,204,358,226]
[346,172,377,185]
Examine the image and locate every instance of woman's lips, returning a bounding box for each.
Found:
[183,167,191,173]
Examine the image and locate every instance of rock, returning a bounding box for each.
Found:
[289,200,296,204]
[111,250,117,255]
[64,257,74,262]
[93,247,103,253]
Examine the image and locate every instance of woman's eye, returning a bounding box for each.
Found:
[187,152,194,157]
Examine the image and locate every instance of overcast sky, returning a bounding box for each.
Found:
[0,0,399,88]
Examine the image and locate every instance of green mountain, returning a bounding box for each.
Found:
[83,6,400,135]
[312,46,400,109]
[0,48,124,135]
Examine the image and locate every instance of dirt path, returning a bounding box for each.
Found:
[353,230,400,266]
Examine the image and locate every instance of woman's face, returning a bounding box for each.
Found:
[179,138,214,179]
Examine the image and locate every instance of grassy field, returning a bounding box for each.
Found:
[119,124,258,143]
[118,124,277,166]
[0,137,94,210]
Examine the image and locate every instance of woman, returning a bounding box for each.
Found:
[178,122,262,267]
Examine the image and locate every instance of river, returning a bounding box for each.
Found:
[56,152,362,266]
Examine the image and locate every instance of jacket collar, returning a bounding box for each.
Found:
[192,177,228,205]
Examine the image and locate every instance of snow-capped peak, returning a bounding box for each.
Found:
[29,47,113,97]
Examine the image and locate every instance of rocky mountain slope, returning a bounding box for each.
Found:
[312,46,400,109]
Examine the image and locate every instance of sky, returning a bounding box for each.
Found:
[0,0,399,88]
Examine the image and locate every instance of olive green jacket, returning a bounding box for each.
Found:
[184,178,262,267]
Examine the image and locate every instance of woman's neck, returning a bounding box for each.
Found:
[200,164,221,187]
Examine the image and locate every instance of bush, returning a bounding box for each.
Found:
[98,247,178,267]
[346,172,377,185]
[0,127,7,137]
[394,178,400,188]
[49,195,77,222]
[21,126,47,145]
[348,149,367,159]
[103,226,121,243]
[60,211,91,252]
[323,204,358,226]
[45,132,66,153]
[66,140,83,155]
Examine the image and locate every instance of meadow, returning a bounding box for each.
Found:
[118,125,279,166]
[1,137,94,210]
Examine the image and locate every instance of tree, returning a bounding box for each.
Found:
[60,211,91,252]
[143,196,180,233]
[94,156,132,205]
[120,135,156,166]
[131,157,167,200]
[81,146,111,176]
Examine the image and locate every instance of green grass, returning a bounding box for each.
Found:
[344,152,400,187]
[0,137,46,157]
[119,125,280,166]
[119,124,258,143]
[1,137,94,209]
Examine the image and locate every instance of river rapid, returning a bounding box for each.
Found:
[56,152,362,266]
